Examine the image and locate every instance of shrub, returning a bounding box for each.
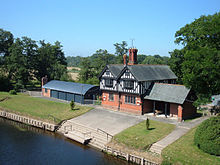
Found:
[9,90,17,95]
[194,116,220,155]
[146,118,150,130]
[70,100,75,110]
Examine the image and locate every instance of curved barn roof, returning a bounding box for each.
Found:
[42,80,97,95]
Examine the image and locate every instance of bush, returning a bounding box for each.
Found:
[194,116,220,155]
[70,100,75,110]
[146,118,150,130]
[9,90,17,95]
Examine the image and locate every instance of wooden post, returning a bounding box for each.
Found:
[165,103,167,118]
[153,101,156,115]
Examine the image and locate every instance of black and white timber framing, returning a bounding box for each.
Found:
[98,64,178,96]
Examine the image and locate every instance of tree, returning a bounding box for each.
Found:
[142,55,169,65]
[35,40,67,81]
[169,12,220,98]
[114,41,128,64]
[78,57,94,83]
[0,28,14,58]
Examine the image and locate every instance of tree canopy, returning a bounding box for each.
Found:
[0,28,67,90]
[169,12,220,99]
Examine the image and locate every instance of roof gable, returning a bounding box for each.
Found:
[98,64,124,79]
[42,80,96,95]
[144,83,190,104]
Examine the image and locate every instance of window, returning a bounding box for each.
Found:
[125,95,136,104]
[109,93,114,101]
[124,80,134,89]
[105,79,113,87]
[45,88,48,93]
[106,71,110,75]
[125,72,130,77]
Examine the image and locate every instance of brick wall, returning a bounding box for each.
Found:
[42,88,50,97]
[101,91,119,110]
[170,103,178,117]
[119,93,142,115]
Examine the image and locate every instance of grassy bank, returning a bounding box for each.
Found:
[162,127,220,165]
[0,92,92,124]
[113,120,175,151]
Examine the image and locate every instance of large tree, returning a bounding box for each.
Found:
[6,37,37,87]
[169,12,220,98]
[35,40,67,81]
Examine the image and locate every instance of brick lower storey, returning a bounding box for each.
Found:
[101,91,196,120]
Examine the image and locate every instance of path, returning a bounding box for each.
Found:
[149,116,209,154]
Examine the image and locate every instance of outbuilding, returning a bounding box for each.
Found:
[42,80,99,104]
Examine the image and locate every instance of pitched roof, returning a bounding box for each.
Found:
[107,64,124,77]
[144,83,190,104]
[127,65,177,81]
[42,80,96,95]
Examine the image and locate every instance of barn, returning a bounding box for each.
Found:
[42,80,100,104]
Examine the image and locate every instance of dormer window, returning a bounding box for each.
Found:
[124,80,134,89]
[105,79,113,87]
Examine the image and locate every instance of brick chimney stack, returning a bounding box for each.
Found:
[123,54,127,65]
[128,48,138,65]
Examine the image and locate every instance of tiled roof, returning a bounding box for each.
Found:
[144,83,190,104]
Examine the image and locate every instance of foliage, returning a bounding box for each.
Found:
[0,72,11,91]
[146,118,150,130]
[35,40,67,81]
[66,56,82,67]
[9,90,17,95]
[162,127,220,165]
[70,100,75,110]
[113,120,175,150]
[142,55,169,65]
[114,41,128,64]
[0,92,92,124]
[194,116,220,156]
[169,12,220,97]
[0,28,14,58]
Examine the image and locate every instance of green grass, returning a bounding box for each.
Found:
[0,92,92,124]
[162,127,220,165]
[113,120,175,151]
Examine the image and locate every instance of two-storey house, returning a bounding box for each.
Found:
[99,48,196,121]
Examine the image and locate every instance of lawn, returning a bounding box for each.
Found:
[0,92,92,124]
[162,127,220,165]
[113,120,175,151]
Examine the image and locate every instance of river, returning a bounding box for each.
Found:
[0,118,131,165]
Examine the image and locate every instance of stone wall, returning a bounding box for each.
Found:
[0,110,57,132]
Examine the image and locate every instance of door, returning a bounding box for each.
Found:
[51,90,58,99]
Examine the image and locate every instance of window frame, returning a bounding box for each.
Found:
[124,80,134,89]
[125,95,136,104]
[109,93,114,101]
[105,78,113,87]
[45,88,48,93]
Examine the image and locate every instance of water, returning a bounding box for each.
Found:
[0,118,130,165]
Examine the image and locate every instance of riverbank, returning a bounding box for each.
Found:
[0,110,57,131]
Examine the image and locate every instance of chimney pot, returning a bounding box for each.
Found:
[128,48,138,65]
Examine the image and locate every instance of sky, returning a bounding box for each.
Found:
[0,0,219,57]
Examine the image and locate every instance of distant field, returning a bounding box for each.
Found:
[67,67,80,81]
[0,92,92,124]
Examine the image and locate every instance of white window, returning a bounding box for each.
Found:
[109,93,114,101]
[125,95,136,104]
[105,79,113,87]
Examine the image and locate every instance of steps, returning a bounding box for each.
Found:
[57,120,113,150]
[149,144,164,154]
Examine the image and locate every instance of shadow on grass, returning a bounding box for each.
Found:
[148,128,155,130]
[72,108,80,111]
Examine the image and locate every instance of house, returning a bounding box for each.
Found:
[42,79,99,104]
[99,48,196,121]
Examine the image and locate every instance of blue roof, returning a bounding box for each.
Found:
[42,80,96,95]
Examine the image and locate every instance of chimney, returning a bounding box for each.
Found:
[123,54,127,65]
[41,75,48,87]
[128,48,138,65]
